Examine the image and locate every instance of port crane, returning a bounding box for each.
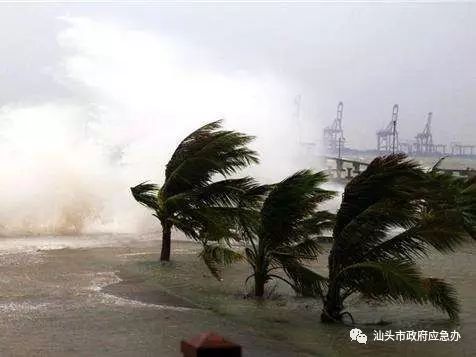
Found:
[377,104,399,153]
[323,102,345,155]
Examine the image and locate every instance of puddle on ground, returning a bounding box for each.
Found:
[90,271,195,312]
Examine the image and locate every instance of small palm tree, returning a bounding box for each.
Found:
[201,170,335,297]
[248,170,336,298]
[321,154,474,323]
[131,120,258,261]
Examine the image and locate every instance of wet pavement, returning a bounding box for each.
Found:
[0,235,307,356]
[0,235,474,356]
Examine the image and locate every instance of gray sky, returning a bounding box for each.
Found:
[0,1,475,234]
[0,1,475,149]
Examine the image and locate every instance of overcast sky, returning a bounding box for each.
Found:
[0,1,475,149]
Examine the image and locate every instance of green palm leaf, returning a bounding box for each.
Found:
[323,154,471,322]
[337,260,459,320]
[422,278,460,320]
[199,242,244,280]
[130,182,160,210]
[261,170,334,247]
[235,169,336,297]
[130,120,259,261]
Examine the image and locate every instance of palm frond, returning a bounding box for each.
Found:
[364,212,470,261]
[335,198,421,263]
[163,121,259,196]
[165,120,223,180]
[425,171,476,240]
[337,260,425,303]
[333,154,425,241]
[173,206,237,241]
[280,260,328,298]
[130,182,161,211]
[274,237,323,260]
[164,177,257,212]
[423,278,460,320]
[299,211,336,236]
[191,177,261,208]
[261,170,335,247]
[199,242,244,280]
[335,259,459,319]
[422,278,460,320]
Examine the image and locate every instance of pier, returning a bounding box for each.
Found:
[322,156,476,182]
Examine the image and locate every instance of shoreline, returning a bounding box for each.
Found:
[0,236,473,356]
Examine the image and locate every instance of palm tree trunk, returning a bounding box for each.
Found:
[160,222,172,261]
[254,273,266,298]
[321,247,344,322]
[321,283,343,323]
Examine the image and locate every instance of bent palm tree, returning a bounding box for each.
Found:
[247,171,336,297]
[322,154,474,323]
[131,120,258,261]
[249,171,335,297]
[200,170,335,297]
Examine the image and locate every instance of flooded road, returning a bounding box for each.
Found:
[0,235,473,356]
[0,235,300,356]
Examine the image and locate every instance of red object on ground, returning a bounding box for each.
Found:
[181,332,242,357]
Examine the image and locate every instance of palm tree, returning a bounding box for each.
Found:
[321,154,474,323]
[201,170,335,297]
[130,120,258,261]
[248,170,336,298]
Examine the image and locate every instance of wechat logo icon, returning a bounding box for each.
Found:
[350,328,368,344]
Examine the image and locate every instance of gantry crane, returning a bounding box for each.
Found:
[414,112,434,154]
[323,102,345,155]
[377,104,399,153]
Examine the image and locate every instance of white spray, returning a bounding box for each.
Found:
[0,17,319,236]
